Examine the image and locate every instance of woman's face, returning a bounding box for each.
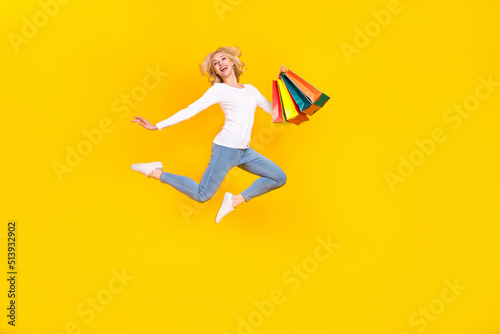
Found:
[212,52,234,80]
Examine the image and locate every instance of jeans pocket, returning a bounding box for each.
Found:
[211,143,220,157]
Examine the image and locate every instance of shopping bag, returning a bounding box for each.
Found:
[271,80,287,124]
[282,69,330,115]
[277,75,309,126]
[281,73,317,115]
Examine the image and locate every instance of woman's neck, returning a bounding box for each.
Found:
[223,76,242,88]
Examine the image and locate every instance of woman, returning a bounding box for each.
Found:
[130,46,287,223]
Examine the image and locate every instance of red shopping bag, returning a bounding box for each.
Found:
[272,80,287,124]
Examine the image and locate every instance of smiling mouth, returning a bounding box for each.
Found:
[220,66,228,73]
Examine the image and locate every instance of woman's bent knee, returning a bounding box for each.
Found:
[276,172,287,187]
[195,190,216,203]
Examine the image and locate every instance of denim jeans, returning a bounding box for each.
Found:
[159,143,287,202]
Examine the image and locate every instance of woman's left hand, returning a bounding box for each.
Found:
[277,65,287,79]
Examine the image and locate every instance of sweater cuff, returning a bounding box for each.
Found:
[156,122,165,131]
[264,101,272,115]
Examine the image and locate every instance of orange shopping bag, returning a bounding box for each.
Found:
[282,69,330,116]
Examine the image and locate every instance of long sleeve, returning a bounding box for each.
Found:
[251,85,272,115]
[156,84,220,131]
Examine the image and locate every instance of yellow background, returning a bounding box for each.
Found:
[1,0,499,333]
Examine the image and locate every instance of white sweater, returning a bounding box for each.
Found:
[156,83,272,149]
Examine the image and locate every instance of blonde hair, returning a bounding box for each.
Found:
[199,46,246,86]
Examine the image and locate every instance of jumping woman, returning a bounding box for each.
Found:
[130,46,287,223]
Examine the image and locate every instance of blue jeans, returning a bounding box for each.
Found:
[159,143,287,202]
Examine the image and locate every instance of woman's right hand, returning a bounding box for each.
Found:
[131,116,158,130]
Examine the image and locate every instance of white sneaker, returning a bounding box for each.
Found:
[130,162,163,178]
[215,192,235,223]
